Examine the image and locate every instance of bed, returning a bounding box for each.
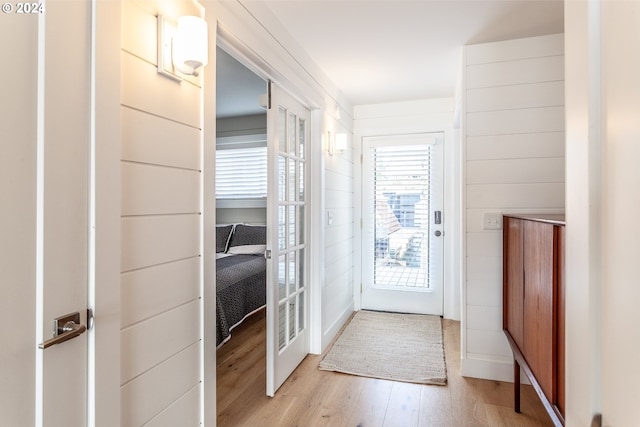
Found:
[215,224,267,347]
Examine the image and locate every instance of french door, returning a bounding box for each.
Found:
[361,133,444,315]
[265,82,310,396]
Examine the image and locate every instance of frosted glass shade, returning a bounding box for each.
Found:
[335,133,348,152]
[173,16,208,76]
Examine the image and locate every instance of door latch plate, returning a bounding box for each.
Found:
[53,312,81,337]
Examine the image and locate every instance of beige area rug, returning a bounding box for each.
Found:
[319,310,447,385]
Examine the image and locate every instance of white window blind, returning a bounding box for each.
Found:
[216,146,267,199]
[368,143,435,288]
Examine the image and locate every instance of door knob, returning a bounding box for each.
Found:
[434,230,442,237]
[38,312,87,349]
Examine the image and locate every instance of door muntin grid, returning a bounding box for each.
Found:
[276,109,306,351]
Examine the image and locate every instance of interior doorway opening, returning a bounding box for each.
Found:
[214,43,268,373]
[213,41,313,403]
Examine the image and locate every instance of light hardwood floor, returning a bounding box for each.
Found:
[217,309,554,427]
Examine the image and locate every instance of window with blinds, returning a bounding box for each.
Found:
[215,146,268,199]
[371,144,433,288]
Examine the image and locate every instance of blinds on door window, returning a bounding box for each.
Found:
[368,143,435,288]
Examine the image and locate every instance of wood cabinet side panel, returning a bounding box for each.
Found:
[556,225,566,415]
[523,221,555,400]
[503,217,525,351]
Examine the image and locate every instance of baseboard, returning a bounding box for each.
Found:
[460,356,530,384]
[320,302,354,353]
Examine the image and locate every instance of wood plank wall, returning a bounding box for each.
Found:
[323,127,355,344]
[120,1,202,425]
[463,33,565,380]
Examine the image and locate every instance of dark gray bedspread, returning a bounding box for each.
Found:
[216,254,266,346]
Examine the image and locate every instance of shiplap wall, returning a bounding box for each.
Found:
[322,121,355,347]
[462,33,565,381]
[120,1,202,425]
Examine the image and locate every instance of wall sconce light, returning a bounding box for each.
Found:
[157,15,208,82]
[335,133,348,153]
[327,131,334,156]
[327,131,348,156]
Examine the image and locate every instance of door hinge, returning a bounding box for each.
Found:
[268,80,272,110]
[360,218,363,229]
[360,153,363,164]
[360,282,363,293]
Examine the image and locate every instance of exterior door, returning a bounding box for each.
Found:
[265,82,310,396]
[35,1,92,425]
[361,133,444,315]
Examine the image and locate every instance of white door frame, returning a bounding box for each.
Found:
[214,24,323,353]
[90,1,122,425]
[360,132,445,316]
[216,22,324,344]
[353,112,459,321]
[203,18,324,406]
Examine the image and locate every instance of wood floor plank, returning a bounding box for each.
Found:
[418,380,453,427]
[347,378,394,427]
[382,381,422,427]
[485,403,551,427]
[216,370,268,427]
[217,314,555,427]
[243,392,299,427]
[297,372,365,426]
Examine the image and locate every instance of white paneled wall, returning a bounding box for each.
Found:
[322,125,355,347]
[120,1,203,425]
[462,33,565,381]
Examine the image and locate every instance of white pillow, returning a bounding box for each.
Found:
[227,244,266,255]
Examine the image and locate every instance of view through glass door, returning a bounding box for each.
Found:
[265,82,310,396]
[361,133,444,315]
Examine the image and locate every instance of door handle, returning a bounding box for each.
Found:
[38,312,87,349]
[434,210,442,225]
[434,230,442,237]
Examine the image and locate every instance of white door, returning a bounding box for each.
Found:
[600,1,640,425]
[265,82,311,396]
[35,2,92,425]
[361,133,444,315]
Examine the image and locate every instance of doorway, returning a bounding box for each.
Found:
[214,44,312,400]
[361,133,445,315]
[214,45,268,408]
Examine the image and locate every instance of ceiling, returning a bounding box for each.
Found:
[216,47,267,119]
[217,0,564,117]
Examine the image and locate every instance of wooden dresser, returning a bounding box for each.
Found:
[503,214,565,426]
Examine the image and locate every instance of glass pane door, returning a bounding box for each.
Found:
[266,82,310,396]
[362,133,444,315]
